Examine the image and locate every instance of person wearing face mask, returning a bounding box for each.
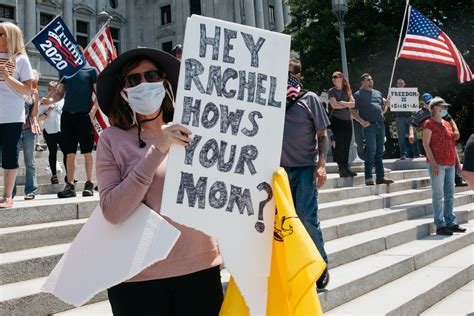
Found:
[95,48,223,315]
[422,97,466,236]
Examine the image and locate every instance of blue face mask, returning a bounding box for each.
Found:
[440,109,448,117]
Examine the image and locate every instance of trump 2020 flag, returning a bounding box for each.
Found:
[32,16,86,78]
[399,7,473,84]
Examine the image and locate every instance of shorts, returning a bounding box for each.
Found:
[61,111,94,154]
[0,122,23,169]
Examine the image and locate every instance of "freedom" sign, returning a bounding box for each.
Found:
[32,16,86,78]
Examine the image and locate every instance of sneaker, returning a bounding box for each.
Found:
[365,179,375,186]
[51,175,59,184]
[0,197,13,208]
[447,224,467,233]
[376,178,394,185]
[82,181,94,197]
[400,155,406,160]
[455,181,468,187]
[436,227,453,236]
[316,268,330,289]
[24,194,35,200]
[58,183,76,198]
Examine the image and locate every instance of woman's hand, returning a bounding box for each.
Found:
[0,62,13,78]
[155,123,192,154]
[431,163,439,176]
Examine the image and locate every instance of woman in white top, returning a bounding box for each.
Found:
[0,21,34,208]
[39,81,65,184]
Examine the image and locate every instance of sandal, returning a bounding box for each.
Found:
[51,175,59,184]
[0,198,14,208]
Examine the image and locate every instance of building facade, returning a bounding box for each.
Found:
[0,0,291,87]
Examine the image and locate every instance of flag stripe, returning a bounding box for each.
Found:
[399,53,457,66]
[403,39,452,55]
[399,50,456,64]
[400,44,453,58]
[404,35,450,50]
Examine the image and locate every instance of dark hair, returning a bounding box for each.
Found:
[333,71,352,98]
[360,73,371,81]
[289,58,302,75]
[107,57,175,129]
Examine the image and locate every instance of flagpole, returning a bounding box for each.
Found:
[387,0,410,96]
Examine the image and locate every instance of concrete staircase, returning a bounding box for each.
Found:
[0,153,473,315]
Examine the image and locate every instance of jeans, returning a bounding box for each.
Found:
[396,116,420,158]
[363,123,385,180]
[428,164,456,228]
[283,166,328,264]
[14,128,38,196]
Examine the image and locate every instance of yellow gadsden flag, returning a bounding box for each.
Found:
[220,167,326,315]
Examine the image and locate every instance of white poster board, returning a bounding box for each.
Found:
[390,87,419,112]
[42,203,180,306]
[161,15,290,315]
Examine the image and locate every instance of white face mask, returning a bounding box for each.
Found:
[120,81,165,115]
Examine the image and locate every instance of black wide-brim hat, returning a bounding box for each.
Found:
[96,48,180,116]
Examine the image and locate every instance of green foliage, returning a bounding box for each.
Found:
[286,0,474,146]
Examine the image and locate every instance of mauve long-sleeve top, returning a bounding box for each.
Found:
[96,126,222,282]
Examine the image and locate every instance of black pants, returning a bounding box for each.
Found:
[330,116,353,165]
[43,130,66,175]
[107,266,223,316]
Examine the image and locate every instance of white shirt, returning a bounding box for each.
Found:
[0,53,34,124]
[38,99,64,134]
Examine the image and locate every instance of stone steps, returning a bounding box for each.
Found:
[420,281,474,315]
[0,194,99,228]
[1,159,473,315]
[325,244,474,315]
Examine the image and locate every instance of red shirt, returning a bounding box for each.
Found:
[423,118,456,166]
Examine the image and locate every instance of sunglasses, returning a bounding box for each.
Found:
[332,75,340,79]
[124,70,163,87]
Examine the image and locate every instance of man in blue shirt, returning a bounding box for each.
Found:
[55,64,98,198]
[352,73,394,185]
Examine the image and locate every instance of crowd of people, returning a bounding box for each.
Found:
[1,20,473,314]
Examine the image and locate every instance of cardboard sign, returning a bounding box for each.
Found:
[389,87,419,112]
[161,15,290,315]
[42,203,180,306]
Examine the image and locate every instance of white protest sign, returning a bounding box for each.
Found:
[161,15,290,315]
[42,203,180,306]
[390,87,419,112]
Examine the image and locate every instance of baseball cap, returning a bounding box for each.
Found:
[429,97,451,109]
[421,93,433,104]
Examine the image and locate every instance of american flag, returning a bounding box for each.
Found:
[83,25,117,142]
[287,76,301,100]
[399,7,473,84]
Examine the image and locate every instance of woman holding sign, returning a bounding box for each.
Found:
[0,22,34,208]
[95,48,223,315]
[328,71,357,178]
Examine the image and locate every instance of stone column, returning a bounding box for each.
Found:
[243,0,256,27]
[63,0,74,31]
[274,0,284,32]
[233,0,241,24]
[254,0,265,29]
[283,3,291,25]
[176,0,185,44]
[24,0,36,42]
